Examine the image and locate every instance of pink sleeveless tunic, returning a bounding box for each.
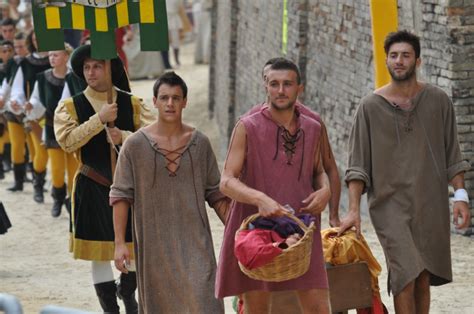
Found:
[215,107,329,298]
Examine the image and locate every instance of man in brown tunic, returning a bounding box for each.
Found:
[339,30,471,313]
[111,72,229,313]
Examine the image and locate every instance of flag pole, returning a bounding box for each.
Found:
[104,59,117,176]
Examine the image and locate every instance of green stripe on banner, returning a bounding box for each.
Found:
[128,0,140,24]
[84,6,96,31]
[281,0,288,55]
[90,31,117,60]
[107,5,118,31]
[32,4,64,52]
[59,3,73,29]
[140,0,169,51]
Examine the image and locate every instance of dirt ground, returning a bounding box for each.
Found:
[1,43,473,313]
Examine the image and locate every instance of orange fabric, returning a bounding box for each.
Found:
[357,295,388,314]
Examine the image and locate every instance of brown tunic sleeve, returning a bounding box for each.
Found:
[345,98,372,193]
[202,134,226,206]
[443,95,471,180]
[110,139,135,203]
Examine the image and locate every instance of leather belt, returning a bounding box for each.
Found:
[79,165,112,187]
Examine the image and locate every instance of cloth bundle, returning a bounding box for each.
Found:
[322,228,387,314]
[235,214,314,270]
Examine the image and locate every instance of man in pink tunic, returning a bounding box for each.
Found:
[216,58,332,313]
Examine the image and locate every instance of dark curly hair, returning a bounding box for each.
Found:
[384,30,421,58]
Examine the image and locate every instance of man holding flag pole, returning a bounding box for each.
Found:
[32,0,167,312]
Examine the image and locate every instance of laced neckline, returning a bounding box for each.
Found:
[260,107,306,181]
[139,128,197,179]
[156,144,187,177]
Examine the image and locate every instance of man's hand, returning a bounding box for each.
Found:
[99,102,118,123]
[107,127,122,145]
[300,187,331,215]
[24,102,32,113]
[453,201,471,229]
[256,194,290,217]
[114,242,130,274]
[337,209,361,238]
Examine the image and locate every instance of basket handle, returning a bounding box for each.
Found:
[241,212,312,232]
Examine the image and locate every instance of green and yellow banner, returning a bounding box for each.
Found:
[32,0,169,59]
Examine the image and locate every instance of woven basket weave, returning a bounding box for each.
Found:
[236,213,316,282]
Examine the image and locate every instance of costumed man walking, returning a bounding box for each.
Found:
[0,33,29,185]
[111,71,229,313]
[339,30,471,314]
[0,40,15,179]
[216,58,332,313]
[54,44,154,314]
[27,44,78,217]
[245,57,342,227]
[7,31,50,196]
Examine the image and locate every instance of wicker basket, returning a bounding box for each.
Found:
[236,212,316,282]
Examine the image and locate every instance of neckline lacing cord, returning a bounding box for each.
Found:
[273,126,305,181]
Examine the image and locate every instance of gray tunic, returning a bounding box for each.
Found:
[345,84,470,295]
[110,129,225,314]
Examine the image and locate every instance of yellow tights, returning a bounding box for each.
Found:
[48,148,78,194]
[30,131,48,173]
[7,122,35,164]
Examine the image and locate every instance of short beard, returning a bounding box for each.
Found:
[389,63,417,82]
[270,100,295,111]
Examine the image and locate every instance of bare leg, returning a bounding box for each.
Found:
[414,270,430,314]
[394,280,416,314]
[243,290,271,314]
[297,289,331,314]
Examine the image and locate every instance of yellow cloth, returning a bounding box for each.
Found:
[54,86,154,153]
[0,129,8,154]
[30,132,48,172]
[7,122,35,164]
[47,148,78,192]
[322,227,382,294]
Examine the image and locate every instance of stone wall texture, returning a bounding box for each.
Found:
[209,0,474,230]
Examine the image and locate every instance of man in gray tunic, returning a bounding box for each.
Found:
[339,30,471,313]
[111,71,228,313]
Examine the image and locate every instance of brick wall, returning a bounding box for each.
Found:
[209,0,474,228]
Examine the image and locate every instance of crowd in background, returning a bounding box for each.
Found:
[0,0,212,217]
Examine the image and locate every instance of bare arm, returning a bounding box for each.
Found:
[300,139,331,215]
[212,198,231,224]
[320,123,342,226]
[450,172,471,229]
[338,180,364,237]
[220,121,288,217]
[113,200,131,273]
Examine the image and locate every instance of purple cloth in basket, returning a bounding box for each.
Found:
[250,214,315,238]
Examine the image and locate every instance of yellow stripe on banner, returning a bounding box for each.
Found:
[140,0,155,23]
[71,4,86,30]
[45,7,61,29]
[95,8,108,32]
[116,0,129,27]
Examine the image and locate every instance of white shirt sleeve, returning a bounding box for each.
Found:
[0,78,9,98]
[60,81,71,101]
[7,67,26,114]
[26,81,46,121]
[0,78,11,113]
